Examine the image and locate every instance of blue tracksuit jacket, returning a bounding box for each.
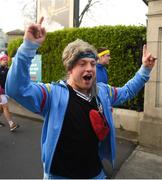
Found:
[5,40,151,176]
[96,63,108,83]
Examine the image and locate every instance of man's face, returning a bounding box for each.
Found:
[0,58,8,66]
[67,58,96,94]
[102,54,111,65]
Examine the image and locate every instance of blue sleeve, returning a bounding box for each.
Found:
[5,40,50,116]
[108,65,151,106]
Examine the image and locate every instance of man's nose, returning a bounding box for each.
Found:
[86,63,93,70]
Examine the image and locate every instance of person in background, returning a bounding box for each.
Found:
[96,47,111,83]
[6,17,156,178]
[0,53,19,131]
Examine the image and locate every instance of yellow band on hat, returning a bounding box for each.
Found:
[98,50,110,57]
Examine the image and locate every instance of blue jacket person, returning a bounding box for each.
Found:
[6,17,156,179]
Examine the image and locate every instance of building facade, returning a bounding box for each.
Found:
[37,0,77,31]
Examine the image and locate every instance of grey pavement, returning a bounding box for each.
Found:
[0,114,43,179]
[0,113,162,179]
[114,147,162,179]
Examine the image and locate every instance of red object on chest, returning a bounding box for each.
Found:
[89,109,110,141]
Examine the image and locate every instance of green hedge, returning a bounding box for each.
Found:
[7,25,146,111]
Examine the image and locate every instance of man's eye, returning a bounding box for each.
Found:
[79,63,85,66]
[91,62,96,66]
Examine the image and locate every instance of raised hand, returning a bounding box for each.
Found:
[24,17,46,44]
[142,44,157,69]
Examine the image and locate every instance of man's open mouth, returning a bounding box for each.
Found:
[83,74,92,81]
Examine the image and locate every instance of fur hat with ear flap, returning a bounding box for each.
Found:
[62,39,98,71]
[0,53,8,61]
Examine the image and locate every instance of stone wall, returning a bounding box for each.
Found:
[139,0,162,151]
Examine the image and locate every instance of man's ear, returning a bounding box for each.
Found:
[68,70,72,75]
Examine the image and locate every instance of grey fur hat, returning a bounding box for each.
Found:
[62,39,97,71]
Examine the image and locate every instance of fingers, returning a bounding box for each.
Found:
[24,17,46,43]
[41,27,46,36]
[29,20,44,38]
[145,52,151,60]
[146,54,157,68]
[37,17,44,37]
[38,16,44,25]
[142,43,157,68]
[149,56,157,64]
[143,44,147,57]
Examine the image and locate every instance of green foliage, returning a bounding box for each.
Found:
[7,25,146,111]
[7,38,23,58]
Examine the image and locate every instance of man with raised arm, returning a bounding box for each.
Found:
[6,17,156,179]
